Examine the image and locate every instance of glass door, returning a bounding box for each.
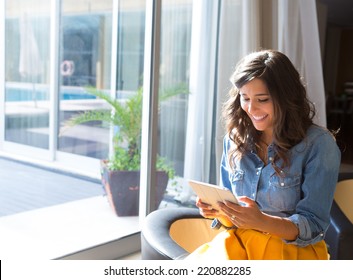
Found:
[57,1,113,161]
[4,0,51,152]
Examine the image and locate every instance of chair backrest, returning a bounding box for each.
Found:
[334,179,353,223]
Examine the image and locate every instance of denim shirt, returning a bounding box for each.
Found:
[220,125,341,247]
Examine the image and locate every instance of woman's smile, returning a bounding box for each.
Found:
[250,114,268,121]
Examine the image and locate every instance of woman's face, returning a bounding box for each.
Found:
[239,78,274,140]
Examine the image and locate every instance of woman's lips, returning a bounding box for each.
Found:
[251,114,268,121]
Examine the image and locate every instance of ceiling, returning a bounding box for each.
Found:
[319,0,353,28]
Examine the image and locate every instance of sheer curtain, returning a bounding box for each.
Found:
[278,0,326,127]
[183,0,219,183]
[158,0,192,176]
[177,0,261,202]
[175,0,219,202]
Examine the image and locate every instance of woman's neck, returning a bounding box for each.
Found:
[260,132,272,146]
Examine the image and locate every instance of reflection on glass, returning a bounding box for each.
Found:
[57,0,147,163]
[58,1,113,159]
[5,0,50,148]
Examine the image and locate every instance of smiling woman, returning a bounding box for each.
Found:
[189,49,341,260]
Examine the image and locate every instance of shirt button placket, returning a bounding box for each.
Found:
[253,167,262,199]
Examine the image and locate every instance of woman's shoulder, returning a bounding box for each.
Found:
[305,124,339,147]
[306,124,335,139]
[223,133,234,150]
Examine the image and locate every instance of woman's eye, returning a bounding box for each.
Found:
[241,96,270,103]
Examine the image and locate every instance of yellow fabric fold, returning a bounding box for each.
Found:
[186,228,328,260]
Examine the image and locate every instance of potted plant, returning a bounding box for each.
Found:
[61,86,178,216]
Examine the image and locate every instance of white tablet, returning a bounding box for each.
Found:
[188,179,238,211]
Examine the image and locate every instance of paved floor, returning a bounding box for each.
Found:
[0,156,196,217]
[0,157,193,259]
[0,157,105,217]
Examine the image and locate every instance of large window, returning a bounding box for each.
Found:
[1,0,196,258]
[0,0,329,261]
[0,0,249,258]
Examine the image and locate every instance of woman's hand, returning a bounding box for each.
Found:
[218,196,265,230]
[218,196,299,240]
[195,197,218,219]
[196,197,234,227]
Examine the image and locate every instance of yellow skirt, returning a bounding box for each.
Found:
[186,228,328,260]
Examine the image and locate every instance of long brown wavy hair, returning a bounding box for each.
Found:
[222,50,316,170]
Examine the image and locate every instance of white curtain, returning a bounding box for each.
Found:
[158,2,192,176]
[176,0,222,202]
[278,0,326,127]
[183,0,219,183]
[178,0,260,202]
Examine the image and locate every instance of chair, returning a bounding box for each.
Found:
[325,172,353,260]
[141,207,217,260]
[141,173,353,260]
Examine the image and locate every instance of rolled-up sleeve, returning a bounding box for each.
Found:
[285,131,341,246]
[286,214,326,246]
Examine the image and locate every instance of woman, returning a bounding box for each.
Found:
[190,50,341,260]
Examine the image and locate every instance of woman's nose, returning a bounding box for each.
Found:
[247,101,256,113]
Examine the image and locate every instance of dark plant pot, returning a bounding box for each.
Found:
[100,160,169,216]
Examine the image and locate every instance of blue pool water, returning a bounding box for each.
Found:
[5,87,96,102]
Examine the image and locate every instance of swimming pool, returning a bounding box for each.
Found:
[5,85,96,102]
